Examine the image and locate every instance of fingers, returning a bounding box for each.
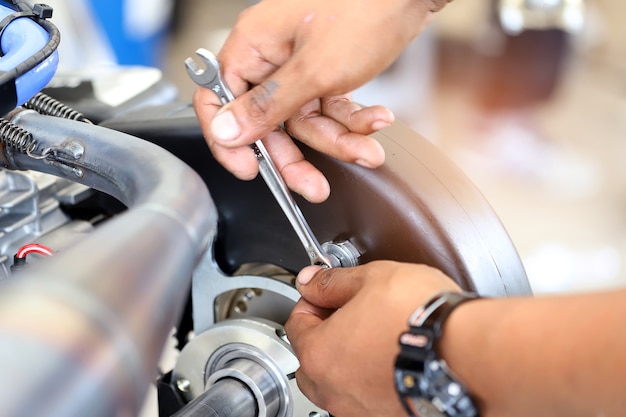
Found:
[204,0,430,148]
[295,265,368,309]
[320,95,395,134]
[261,131,331,203]
[287,297,335,336]
[284,297,335,370]
[197,87,388,200]
[208,58,321,146]
[285,97,388,169]
[195,92,332,202]
[292,369,321,408]
[206,40,392,149]
[296,261,464,311]
[190,0,432,204]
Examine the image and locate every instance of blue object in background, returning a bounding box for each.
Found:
[0,4,59,107]
[85,0,172,67]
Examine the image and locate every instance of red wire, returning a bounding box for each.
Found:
[16,243,54,259]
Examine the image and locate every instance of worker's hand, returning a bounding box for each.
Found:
[193,0,437,203]
[284,261,462,417]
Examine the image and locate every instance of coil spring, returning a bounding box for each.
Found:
[23,92,92,123]
[0,118,38,154]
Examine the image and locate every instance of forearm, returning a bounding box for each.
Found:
[441,289,626,416]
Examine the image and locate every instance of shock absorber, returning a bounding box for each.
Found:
[23,92,92,123]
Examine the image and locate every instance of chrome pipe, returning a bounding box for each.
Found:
[172,379,257,417]
[0,110,216,417]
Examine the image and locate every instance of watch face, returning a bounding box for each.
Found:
[409,398,447,417]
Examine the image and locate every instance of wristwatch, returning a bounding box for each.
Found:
[394,291,480,417]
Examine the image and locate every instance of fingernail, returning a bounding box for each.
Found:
[211,110,241,142]
[355,155,384,169]
[297,265,322,286]
[300,178,331,204]
[371,120,392,131]
[356,140,385,168]
[355,158,376,169]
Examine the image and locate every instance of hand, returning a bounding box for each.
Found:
[284,261,462,417]
[193,0,436,202]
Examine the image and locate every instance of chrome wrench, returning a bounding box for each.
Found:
[185,48,339,268]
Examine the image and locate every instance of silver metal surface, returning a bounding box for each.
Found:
[0,110,216,417]
[185,48,339,268]
[192,251,300,334]
[322,240,361,268]
[172,378,257,417]
[214,264,296,325]
[206,357,281,417]
[0,170,94,279]
[173,318,328,417]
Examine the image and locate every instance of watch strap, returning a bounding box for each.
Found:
[395,291,480,417]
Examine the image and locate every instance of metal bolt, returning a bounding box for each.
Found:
[276,327,290,344]
[234,301,248,314]
[322,240,361,268]
[64,141,84,160]
[176,378,191,393]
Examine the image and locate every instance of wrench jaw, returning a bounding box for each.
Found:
[184,49,220,87]
[185,49,233,105]
[184,61,215,90]
[193,48,221,73]
[311,252,340,269]
[183,57,203,82]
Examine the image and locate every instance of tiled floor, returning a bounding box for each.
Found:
[161,0,626,296]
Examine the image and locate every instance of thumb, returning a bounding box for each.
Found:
[296,265,366,309]
[208,58,327,147]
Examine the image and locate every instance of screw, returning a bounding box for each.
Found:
[176,378,191,393]
[276,327,290,344]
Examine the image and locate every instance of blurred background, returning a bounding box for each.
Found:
[46,0,626,295]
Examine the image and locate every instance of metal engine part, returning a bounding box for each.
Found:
[0,94,533,417]
[0,170,95,278]
[0,109,215,417]
[172,319,326,417]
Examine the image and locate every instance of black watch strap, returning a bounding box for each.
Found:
[395,291,480,417]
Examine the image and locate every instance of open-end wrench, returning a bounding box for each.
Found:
[185,48,339,268]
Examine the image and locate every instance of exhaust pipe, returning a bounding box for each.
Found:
[0,110,216,417]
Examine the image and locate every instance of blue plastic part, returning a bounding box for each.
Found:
[0,4,59,106]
